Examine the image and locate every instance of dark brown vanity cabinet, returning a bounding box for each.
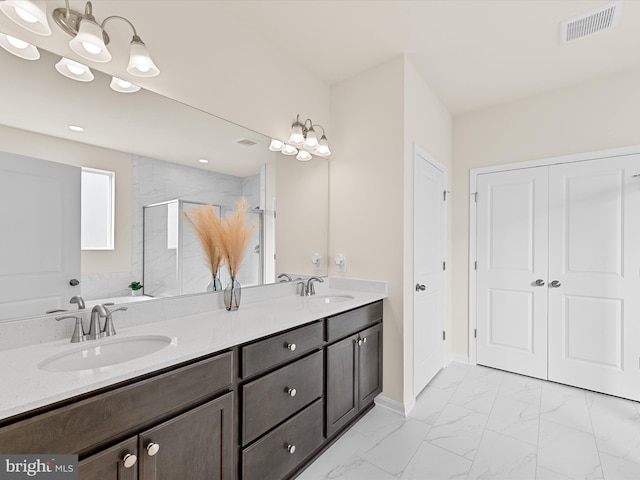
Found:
[78,394,234,480]
[0,351,235,480]
[239,322,324,480]
[325,303,383,438]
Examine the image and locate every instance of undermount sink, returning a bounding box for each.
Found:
[38,335,173,372]
[309,295,355,304]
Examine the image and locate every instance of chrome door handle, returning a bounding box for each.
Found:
[415,284,426,292]
[535,279,545,287]
[550,280,561,288]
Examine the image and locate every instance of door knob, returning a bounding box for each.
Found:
[286,444,296,455]
[286,387,297,397]
[415,284,426,292]
[146,443,160,456]
[550,280,561,288]
[286,343,296,351]
[535,279,545,287]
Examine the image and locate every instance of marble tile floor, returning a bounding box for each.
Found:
[297,362,640,480]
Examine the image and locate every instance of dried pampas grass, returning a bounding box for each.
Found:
[218,197,256,280]
[183,205,223,277]
[183,198,256,281]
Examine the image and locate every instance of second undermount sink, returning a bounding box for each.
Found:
[309,294,355,304]
[38,335,173,372]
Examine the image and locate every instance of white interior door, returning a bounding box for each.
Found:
[476,167,549,379]
[413,148,447,395]
[548,156,640,400]
[0,152,81,318]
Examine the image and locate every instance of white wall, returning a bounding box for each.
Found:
[451,69,640,357]
[330,57,405,403]
[275,154,329,278]
[0,1,331,143]
[402,59,453,400]
[329,56,452,407]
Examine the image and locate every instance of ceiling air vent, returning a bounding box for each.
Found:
[560,1,622,44]
[234,137,258,147]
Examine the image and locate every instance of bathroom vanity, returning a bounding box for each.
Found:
[0,283,385,480]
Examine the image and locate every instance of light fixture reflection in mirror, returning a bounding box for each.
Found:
[0,33,39,60]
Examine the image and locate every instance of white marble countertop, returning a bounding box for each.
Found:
[0,284,386,421]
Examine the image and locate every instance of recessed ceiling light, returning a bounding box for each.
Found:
[198,159,209,164]
[68,125,84,132]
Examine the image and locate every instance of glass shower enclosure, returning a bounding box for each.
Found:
[143,199,263,297]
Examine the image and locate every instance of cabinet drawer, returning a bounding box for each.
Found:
[242,351,323,445]
[241,322,322,378]
[0,351,233,455]
[242,399,323,480]
[326,301,382,342]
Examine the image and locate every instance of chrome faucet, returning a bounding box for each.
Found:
[278,273,293,282]
[88,304,128,340]
[56,315,86,343]
[69,295,85,309]
[88,305,108,340]
[305,277,324,296]
[103,307,127,337]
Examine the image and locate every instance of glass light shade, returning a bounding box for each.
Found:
[281,144,298,156]
[69,18,111,63]
[127,38,160,77]
[55,57,94,82]
[110,76,141,93]
[0,1,51,35]
[304,127,318,149]
[0,33,39,60]
[296,150,313,162]
[288,123,304,146]
[315,135,331,157]
[268,139,284,151]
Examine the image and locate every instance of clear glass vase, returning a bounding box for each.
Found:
[224,278,241,311]
[207,273,222,292]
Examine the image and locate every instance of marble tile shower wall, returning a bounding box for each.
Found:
[81,155,261,300]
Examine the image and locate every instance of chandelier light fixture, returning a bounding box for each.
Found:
[269,114,331,162]
[0,0,160,93]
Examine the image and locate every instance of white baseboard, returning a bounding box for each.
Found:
[449,354,470,365]
[374,395,415,417]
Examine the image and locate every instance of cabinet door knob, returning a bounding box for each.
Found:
[415,283,426,292]
[286,444,296,455]
[122,453,137,468]
[357,339,363,346]
[286,343,297,352]
[146,442,160,456]
[286,387,297,397]
[535,279,545,287]
[550,280,562,288]
[362,337,367,344]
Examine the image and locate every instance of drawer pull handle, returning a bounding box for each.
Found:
[286,444,296,455]
[122,453,137,468]
[146,442,160,457]
[286,387,297,397]
[287,343,297,352]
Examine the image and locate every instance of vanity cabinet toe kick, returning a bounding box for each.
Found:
[0,300,383,480]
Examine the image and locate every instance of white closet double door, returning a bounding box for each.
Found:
[476,155,640,401]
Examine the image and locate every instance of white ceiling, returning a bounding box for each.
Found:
[217,0,640,114]
[1,0,638,166]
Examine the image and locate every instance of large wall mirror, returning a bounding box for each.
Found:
[0,47,329,321]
